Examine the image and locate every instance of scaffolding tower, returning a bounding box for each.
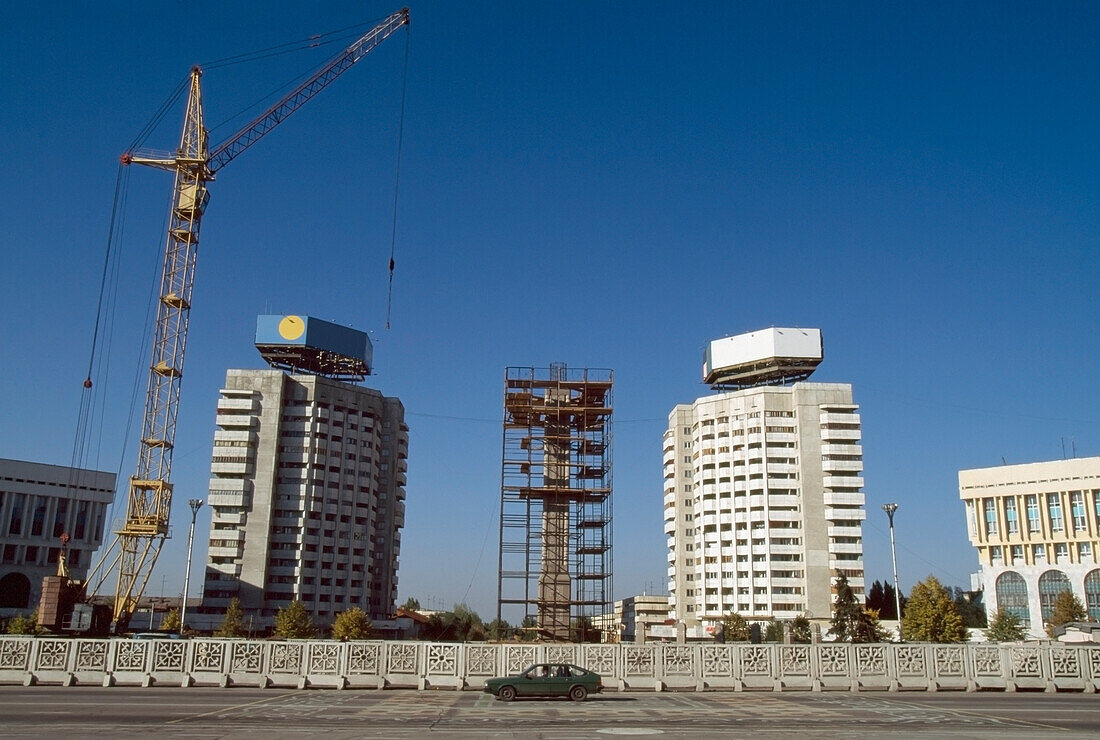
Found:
[498,363,613,641]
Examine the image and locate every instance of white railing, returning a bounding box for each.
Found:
[1,637,1098,692]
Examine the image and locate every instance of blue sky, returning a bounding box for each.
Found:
[1,1,1097,619]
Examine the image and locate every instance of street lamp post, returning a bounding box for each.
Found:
[883,503,902,639]
[180,499,204,634]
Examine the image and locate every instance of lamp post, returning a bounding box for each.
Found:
[180,499,204,634]
[882,503,902,639]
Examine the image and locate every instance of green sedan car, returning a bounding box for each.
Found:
[483,663,603,702]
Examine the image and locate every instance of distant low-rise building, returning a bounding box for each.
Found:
[960,456,1100,638]
[616,594,670,643]
[0,458,115,617]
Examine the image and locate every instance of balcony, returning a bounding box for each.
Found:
[216,414,255,429]
[823,491,865,507]
[827,525,863,538]
[819,412,860,426]
[217,397,257,413]
[830,542,863,555]
[825,507,867,521]
[820,428,860,442]
[211,460,254,476]
[208,544,243,559]
[207,490,249,508]
[822,459,863,473]
[821,444,862,456]
[823,476,864,489]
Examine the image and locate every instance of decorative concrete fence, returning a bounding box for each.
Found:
[2,637,1099,693]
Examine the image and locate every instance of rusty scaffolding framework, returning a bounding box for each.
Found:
[497,363,613,641]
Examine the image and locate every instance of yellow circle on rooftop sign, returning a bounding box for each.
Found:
[278,315,306,341]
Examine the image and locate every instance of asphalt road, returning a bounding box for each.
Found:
[2,686,1100,738]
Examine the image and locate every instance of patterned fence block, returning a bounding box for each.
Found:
[464,645,499,676]
[191,640,227,673]
[581,644,616,676]
[113,640,149,673]
[933,646,966,677]
[230,641,263,675]
[700,645,735,678]
[662,645,696,677]
[268,642,304,675]
[347,642,382,675]
[74,640,109,673]
[386,642,420,674]
[151,640,187,674]
[1010,646,1042,678]
[544,644,577,666]
[779,646,811,677]
[308,642,343,675]
[426,643,459,676]
[34,639,71,672]
[623,645,656,677]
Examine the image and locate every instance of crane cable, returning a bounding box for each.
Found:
[386,25,411,330]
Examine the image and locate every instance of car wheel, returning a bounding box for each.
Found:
[569,685,587,702]
[498,685,516,702]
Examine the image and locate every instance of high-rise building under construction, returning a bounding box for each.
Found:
[498,364,612,641]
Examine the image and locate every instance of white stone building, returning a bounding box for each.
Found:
[664,330,865,633]
[195,369,407,632]
[960,456,1100,637]
[0,458,114,617]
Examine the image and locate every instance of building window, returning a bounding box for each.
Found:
[1047,493,1063,532]
[1011,544,1024,563]
[1033,544,1046,562]
[1055,543,1069,562]
[1079,542,1092,561]
[1070,491,1086,531]
[1085,569,1100,621]
[7,493,24,535]
[1004,498,1019,535]
[983,499,998,537]
[995,571,1029,626]
[990,545,1003,562]
[1025,495,1040,533]
[1038,570,1071,622]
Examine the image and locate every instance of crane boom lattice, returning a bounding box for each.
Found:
[89,8,409,632]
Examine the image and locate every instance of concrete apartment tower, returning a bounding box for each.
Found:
[960,456,1100,637]
[664,328,865,633]
[196,316,407,632]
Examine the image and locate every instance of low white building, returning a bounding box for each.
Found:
[960,456,1100,638]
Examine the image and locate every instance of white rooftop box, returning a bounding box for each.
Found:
[703,327,823,389]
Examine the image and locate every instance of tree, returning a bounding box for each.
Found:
[902,576,967,643]
[1046,591,1087,637]
[829,574,862,641]
[763,621,785,643]
[985,608,1028,642]
[214,598,247,637]
[6,611,42,635]
[722,612,750,642]
[161,608,181,633]
[333,607,372,640]
[852,608,890,643]
[952,587,987,628]
[274,600,316,639]
[519,615,539,642]
[486,618,513,641]
[400,597,421,612]
[790,614,812,644]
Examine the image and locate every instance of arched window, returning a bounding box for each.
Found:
[1038,570,1071,622]
[995,571,1029,625]
[1085,570,1100,622]
[0,572,31,609]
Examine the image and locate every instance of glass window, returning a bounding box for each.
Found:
[984,499,998,537]
[1047,493,1064,532]
[1079,542,1092,561]
[1085,570,1100,621]
[1033,544,1046,562]
[1038,570,1071,621]
[8,493,24,535]
[1011,544,1024,563]
[1055,543,1069,561]
[1070,491,1086,531]
[990,545,1002,561]
[1004,498,1019,534]
[1026,495,1041,533]
[995,571,1030,625]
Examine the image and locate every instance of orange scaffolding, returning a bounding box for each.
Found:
[497,364,613,641]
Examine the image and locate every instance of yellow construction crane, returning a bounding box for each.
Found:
[69,8,409,633]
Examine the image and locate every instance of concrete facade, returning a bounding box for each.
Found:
[960,456,1100,637]
[0,458,114,618]
[195,370,407,632]
[616,594,671,642]
[664,383,865,631]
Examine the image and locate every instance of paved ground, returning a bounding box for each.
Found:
[2,686,1099,738]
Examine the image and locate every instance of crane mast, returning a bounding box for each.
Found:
[87,8,408,632]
